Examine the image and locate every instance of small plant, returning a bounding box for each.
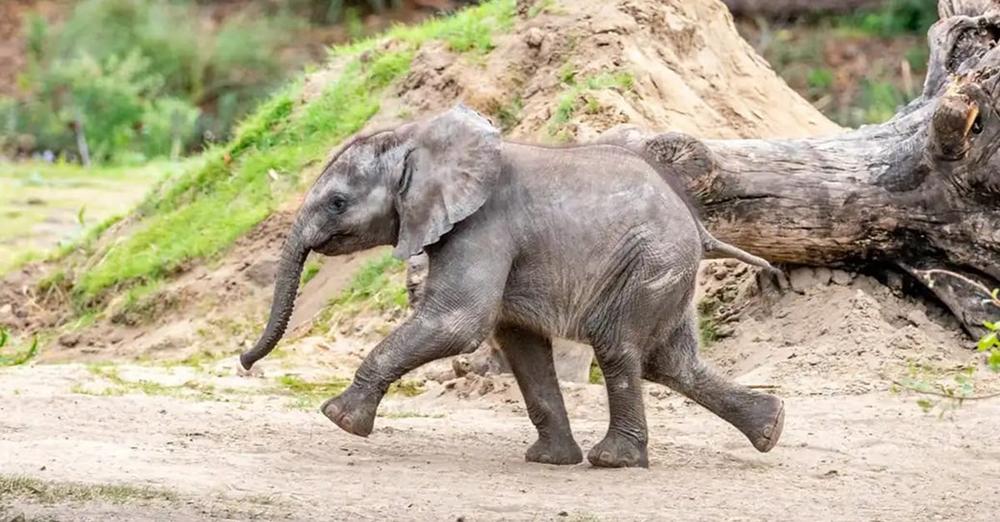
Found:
[696,299,720,347]
[588,358,604,384]
[806,67,834,92]
[859,79,907,124]
[886,288,1000,414]
[495,96,524,133]
[0,329,39,367]
[301,260,322,285]
[978,289,1000,372]
[547,69,635,138]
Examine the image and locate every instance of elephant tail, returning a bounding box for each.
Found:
[696,221,781,277]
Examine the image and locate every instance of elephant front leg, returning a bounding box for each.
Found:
[320,316,482,436]
[321,311,489,437]
[324,232,511,437]
[494,323,583,465]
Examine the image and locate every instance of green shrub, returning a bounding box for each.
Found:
[979,290,1000,373]
[9,0,302,163]
[839,0,937,37]
[859,79,907,124]
[806,67,834,91]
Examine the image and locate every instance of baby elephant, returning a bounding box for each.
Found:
[240,104,785,467]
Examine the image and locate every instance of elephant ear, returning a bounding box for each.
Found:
[393,104,501,259]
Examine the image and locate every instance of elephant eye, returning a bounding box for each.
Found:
[329,194,348,214]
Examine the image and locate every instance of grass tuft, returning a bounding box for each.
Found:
[301,260,323,286]
[76,364,217,400]
[277,373,425,410]
[311,253,408,334]
[697,299,720,347]
[0,474,177,504]
[588,358,604,384]
[547,69,635,139]
[0,329,39,367]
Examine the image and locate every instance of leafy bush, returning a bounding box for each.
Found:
[7,0,303,163]
[979,290,1000,372]
[847,0,938,37]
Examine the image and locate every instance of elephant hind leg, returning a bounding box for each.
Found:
[494,323,583,465]
[644,311,785,452]
[588,337,649,468]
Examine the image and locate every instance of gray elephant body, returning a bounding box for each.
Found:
[242,105,784,467]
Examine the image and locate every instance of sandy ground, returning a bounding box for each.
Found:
[1,357,999,521]
[0,162,163,273]
[2,2,999,520]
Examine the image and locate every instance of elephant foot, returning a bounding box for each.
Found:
[735,395,785,453]
[321,386,380,437]
[587,432,648,468]
[525,436,583,465]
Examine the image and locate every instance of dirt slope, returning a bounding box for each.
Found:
[3,0,840,365]
[2,0,999,520]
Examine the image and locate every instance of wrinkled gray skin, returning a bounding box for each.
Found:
[241,105,785,468]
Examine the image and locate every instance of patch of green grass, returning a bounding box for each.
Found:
[0,160,166,275]
[806,67,834,91]
[71,50,410,308]
[389,379,426,397]
[697,299,719,347]
[77,364,216,400]
[386,0,516,54]
[547,70,635,139]
[858,79,907,124]
[334,253,408,309]
[301,260,322,286]
[835,0,937,37]
[312,253,408,333]
[589,358,604,384]
[558,63,577,85]
[495,95,524,133]
[277,373,425,409]
[147,349,234,371]
[2,250,45,276]
[0,474,177,504]
[0,329,39,367]
[109,280,175,326]
[277,374,351,397]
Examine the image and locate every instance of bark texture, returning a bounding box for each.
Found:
[607,0,1000,339]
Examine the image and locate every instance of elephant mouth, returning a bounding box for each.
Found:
[315,233,352,255]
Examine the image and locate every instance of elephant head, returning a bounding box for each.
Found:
[239,104,502,370]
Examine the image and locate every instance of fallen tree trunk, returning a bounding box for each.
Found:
[609,0,1000,338]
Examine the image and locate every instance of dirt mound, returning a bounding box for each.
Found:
[699,263,997,398]
[395,0,837,140]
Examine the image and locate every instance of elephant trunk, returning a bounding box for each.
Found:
[239,230,309,370]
